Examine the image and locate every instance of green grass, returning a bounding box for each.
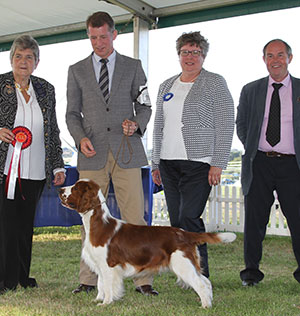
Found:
[1,227,300,316]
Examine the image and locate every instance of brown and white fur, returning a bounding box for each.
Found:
[59,179,236,308]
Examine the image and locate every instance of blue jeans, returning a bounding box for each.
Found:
[159,159,211,277]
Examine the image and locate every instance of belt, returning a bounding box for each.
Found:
[258,150,295,158]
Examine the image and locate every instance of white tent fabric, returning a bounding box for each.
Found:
[0,0,254,42]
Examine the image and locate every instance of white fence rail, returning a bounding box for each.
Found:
[152,185,290,237]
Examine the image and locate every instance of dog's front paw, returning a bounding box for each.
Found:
[94,296,103,303]
[202,302,212,308]
[94,287,104,302]
[97,298,113,306]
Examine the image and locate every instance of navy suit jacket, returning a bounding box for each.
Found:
[236,75,300,195]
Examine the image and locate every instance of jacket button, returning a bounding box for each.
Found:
[107,128,110,131]
[106,108,109,112]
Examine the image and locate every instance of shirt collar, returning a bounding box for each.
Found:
[93,50,116,64]
[268,73,290,88]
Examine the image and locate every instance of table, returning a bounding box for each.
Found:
[34,166,155,227]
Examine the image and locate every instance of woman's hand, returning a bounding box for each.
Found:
[53,172,66,186]
[0,128,15,143]
[152,169,162,186]
[208,166,222,186]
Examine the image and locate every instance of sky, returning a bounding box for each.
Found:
[0,6,299,156]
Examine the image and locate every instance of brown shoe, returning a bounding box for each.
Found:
[72,284,96,294]
[136,285,158,296]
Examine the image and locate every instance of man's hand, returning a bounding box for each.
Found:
[122,119,138,136]
[80,137,96,158]
[208,166,222,186]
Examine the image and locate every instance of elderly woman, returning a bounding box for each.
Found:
[152,32,234,277]
[0,35,65,294]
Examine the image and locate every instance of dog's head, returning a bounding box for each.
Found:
[59,179,100,214]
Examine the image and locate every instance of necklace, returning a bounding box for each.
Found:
[15,82,30,93]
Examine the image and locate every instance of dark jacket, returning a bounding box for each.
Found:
[236,75,300,195]
[0,71,64,188]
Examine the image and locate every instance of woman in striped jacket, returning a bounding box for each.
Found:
[151,31,234,278]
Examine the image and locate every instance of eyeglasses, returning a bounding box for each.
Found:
[179,50,202,57]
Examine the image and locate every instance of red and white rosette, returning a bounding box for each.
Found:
[5,126,32,200]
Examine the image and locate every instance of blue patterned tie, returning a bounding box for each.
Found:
[99,59,109,103]
[266,83,283,147]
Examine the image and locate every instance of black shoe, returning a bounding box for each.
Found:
[0,286,16,295]
[136,285,159,296]
[21,277,38,289]
[0,287,7,295]
[72,284,96,294]
[242,279,258,287]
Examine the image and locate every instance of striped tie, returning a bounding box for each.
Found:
[99,58,109,103]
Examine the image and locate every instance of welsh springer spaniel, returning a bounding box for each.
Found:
[59,179,236,308]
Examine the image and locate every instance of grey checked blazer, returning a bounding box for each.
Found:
[66,52,152,170]
[0,71,64,188]
[152,69,234,170]
[236,75,300,195]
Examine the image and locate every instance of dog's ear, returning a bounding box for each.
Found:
[77,194,90,213]
[77,181,100,213]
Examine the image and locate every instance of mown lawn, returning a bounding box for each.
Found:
[0,227,299,316]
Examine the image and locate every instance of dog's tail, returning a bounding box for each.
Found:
[186,232,236,245]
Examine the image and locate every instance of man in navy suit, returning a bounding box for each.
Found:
[236,39,300,286]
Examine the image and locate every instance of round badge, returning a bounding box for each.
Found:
[163,92,174,101]
[12,126,32,149]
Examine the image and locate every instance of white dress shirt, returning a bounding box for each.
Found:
[92,50,116,92]
[4,82,46,179]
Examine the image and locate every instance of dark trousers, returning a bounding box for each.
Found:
[241,151,300,283]
[0,176,45,289]
[159,159,212,277]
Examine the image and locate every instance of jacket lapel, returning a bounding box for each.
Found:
[109,52,125,103]
[86,54,103,101]
[31,76,49,113]
[256,77,268,127]
[291,76,300,127]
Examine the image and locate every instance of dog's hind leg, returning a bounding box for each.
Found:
[170,250,212,308]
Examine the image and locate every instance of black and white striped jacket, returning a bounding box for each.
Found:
[152,69,234,170]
